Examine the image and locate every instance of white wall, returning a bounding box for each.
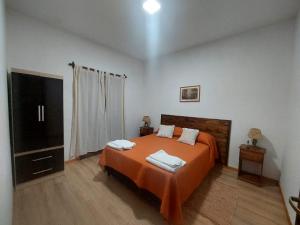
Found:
[6,9,145,160]
[280,11,300,224]
[145,20,295,180]
[0,2,13,225]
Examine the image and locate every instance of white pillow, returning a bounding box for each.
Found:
[178,128,199,145]
[157,125,175,138]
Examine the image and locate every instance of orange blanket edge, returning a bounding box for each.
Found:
[98,135,217,225]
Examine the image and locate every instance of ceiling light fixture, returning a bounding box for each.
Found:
[143,0,161,15]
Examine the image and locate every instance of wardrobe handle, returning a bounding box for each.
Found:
[32,155,53,162]
[32,168,53,175]
[41,105,44,121]
[289,196,300,215]
[38,105,41,122]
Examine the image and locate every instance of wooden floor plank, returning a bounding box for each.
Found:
[13,156,290,225]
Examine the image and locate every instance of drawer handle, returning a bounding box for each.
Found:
[32,168,53,175]
[32,156,53,162]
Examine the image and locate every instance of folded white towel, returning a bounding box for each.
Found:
[112,140,136,149]
[146,150,186,173]
[107,140,136,151]
[107,141,123,150]
[146,156,186,173]
[149,150,184,168]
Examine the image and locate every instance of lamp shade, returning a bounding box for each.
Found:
[248,128,263,140]
[142,116,151,126]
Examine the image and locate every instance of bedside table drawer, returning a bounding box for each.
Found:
[240,149,264,162]
[140,127,154,136]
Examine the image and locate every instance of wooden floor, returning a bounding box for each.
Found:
[13,155,290,225]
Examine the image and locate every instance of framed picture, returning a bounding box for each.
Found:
[180,85,200,102]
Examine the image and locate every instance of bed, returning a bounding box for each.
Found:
[99,114,231,225]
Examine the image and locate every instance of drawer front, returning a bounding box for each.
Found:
[140,127,154,136]
[15,148,64,184]
[240,149,264,162]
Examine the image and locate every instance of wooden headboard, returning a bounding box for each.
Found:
[161,114,232,165]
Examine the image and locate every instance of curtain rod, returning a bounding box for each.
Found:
[68,61,127,78]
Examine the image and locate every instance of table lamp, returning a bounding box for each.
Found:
[248,128,263,146]
[142,116,151,127]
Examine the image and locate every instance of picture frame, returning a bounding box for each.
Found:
[180,85,200,102]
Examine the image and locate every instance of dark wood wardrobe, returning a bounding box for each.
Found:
[8,68,64,185]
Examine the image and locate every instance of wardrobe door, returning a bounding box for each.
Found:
[40,77,64,148]
[11,73,43,153]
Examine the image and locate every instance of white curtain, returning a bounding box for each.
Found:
[69,66,125,159]
[105,74,125,140]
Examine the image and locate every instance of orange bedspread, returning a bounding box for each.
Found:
[99,134,217,225]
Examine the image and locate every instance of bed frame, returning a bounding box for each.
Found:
[161,114,232,165]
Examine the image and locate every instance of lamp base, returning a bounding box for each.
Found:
[252,139,257,146]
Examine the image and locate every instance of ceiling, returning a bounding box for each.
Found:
[6,0,300,60]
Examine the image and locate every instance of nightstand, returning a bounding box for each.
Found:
[140,126,154,137]
[238,144,266,186]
